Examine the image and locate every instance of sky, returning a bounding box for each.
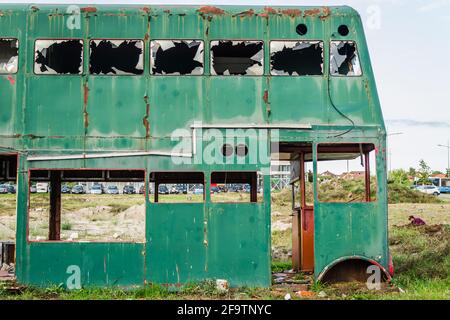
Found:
[4,0,450,172]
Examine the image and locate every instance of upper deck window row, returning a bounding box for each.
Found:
[0,38,362,77]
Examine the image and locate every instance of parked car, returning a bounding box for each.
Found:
[158,185,169,195]
[0,184,8,194]
[176,184,188,194]
[90,184,103,194]
[30,184,37,193]
[123,185,136,194]
[106,185,119,195]
[415,185,440,196]
[211,186,220,194]
[61,185,71,194]
[71,184,85,194]
[169,186,178,194]
[193,187,204,195]
[7,184,16,194]
[36,182,49,193]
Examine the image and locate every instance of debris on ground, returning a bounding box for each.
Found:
[409,215,426,226]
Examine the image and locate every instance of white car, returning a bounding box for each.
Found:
[36,182,48,193]
[90,184,103,194]
[415,185,440,196]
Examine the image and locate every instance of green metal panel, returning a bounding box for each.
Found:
[207,203,271,287]
[146,203,207,284]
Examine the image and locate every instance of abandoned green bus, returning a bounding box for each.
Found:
[0,4,392,288]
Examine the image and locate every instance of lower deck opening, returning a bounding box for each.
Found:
[28,169,145,242]
[0,154,17,279]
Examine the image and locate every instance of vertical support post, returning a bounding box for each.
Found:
[49,171,61,240]
[365,152,371,202]
[250,172,257,203]
[299,153,306,209]
[154,181,159,203]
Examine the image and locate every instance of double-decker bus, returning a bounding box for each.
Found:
[0,4,391,287]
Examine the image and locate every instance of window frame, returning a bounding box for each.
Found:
[269,39,324,77]
[33,38,84,76]
[88,38,145,76]
[0,37,19,75]
[210,171,263,204]
[149,39,205,76]
[149,171,206,204]
[329,40,363,77]
[315,143,378,204]
[209,39,265,77]
[26,168,147,244]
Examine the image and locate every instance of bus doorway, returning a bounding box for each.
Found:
[0,153,17,279]
[277,143,314,273]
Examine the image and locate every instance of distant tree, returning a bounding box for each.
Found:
[408,167,417,178]
[389,169,410,185]
[432,170,444,176]
[417,159,432,185]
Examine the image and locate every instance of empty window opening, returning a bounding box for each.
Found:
[34,39,83,75]
[0,39,19,74]
[210,40,264,76]
[151,40,204,75]
[270,41,323,76]
[330,41,362,76]
[149,172,204,203]
[0,155,18,243]
[210,172,263,203]
[90,40,144,75]
[317,143,377,202]
[28,169,145,242]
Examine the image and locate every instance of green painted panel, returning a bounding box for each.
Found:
[24,77,84,137]
[149,77,204,137]
[87,77,148,138]
[207,78,265,124]
[146,203,207,284]
[269,77,326,124]
[207,203,270,287]
[22,243,145,287]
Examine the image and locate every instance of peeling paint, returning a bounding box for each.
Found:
[197,6,225,15]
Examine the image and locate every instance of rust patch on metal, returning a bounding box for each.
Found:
[163,9,171,14]
[197,6,225,15]
[83,83,89,128]
[143,95,150,138]
[263,90,269,104]
[31,6,39,12]
[7,76,15,86]
[140,7,150,14]
[281,9,302,18]
[81,7,97,13]
[144,33,149,41]
[234,9,254,17]
[303,7,330,20]
[265,7,278,15]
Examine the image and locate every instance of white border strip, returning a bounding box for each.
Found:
[27,151,192,161]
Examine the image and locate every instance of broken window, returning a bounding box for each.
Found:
[210,40,264,76]
[210,172,263,203]
[270,41,323,76]
[150,40,204,75]
[0,38,19,74]
[317,143,377,202]
[149,172,204,203]
[330,41,362,76]
[28,169,145,242]
[90,40,144,75]
[34,39,83,75]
